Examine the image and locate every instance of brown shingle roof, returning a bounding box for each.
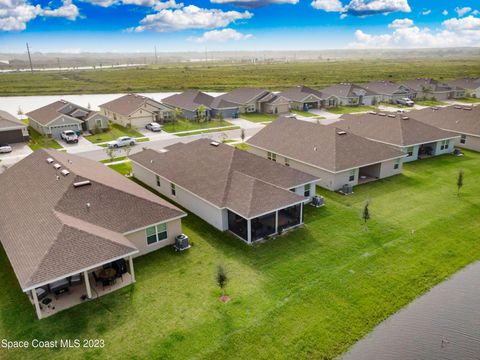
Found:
[99,93,164,116]
[247,117,404,172]
[403,78,453,92]
[447,78,480,91]
[409,106,480,136]
[337,112,458,147]
[130,139,318,218]
[25,100,68,125]
[0,110,26,130]
[321,83,378,98]
[218,87,270,105]
[0,149,185,290]
[278,85,326,102]
[162,90,238,111]
[362,81,414,96]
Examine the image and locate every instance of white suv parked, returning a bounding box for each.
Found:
[107,136,136,148]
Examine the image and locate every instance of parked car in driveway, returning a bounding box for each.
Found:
[0,143,13,153]
[397,98,415,106]
[108,136,136,148]
[61,130,79,143]
[146,122,162,132]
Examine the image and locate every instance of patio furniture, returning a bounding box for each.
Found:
[69,274,82,286]
[35,287,48,301]
[49,278,70,297]
[98,268,117,287]
[112,259,128,281]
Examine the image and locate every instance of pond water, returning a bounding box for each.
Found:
[343,261,480,360]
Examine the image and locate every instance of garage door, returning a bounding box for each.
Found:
[50,124,80,139]
[0,129,24,144]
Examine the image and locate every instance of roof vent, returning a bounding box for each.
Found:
[368,111,377,115]
[46,158,54,163]
[73,180,91,188]
[463,107,472,111]
[402,116,409,120]
[86,202,91,209]
[337,131,347,135]
[210,141,220,147]
[61,169,70,176]
[454,105,462,109]
[53,163,61,169]
[387,114,396,118]
[432,107,439,111]
[313,146,318,151]
[378,113,386,116]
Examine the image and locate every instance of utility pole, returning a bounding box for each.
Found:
[57,57,61,70]
[204,46,208,66]
[154,45,158,65]
[26,42,33,72]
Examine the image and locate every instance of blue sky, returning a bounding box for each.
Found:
[1,0,479,52]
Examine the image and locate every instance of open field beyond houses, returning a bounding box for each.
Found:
[1,59,480,96]
[1,151,480,360]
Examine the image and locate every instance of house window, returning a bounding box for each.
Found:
[440,140,450,150]
[284,157,290,167]
[304,184,312,197]
[349,170,355,182]
[96,119,102,128]
[394,159,400,170]
[246,104,255,113]
[267,152,276,162]
[146,223,168,245]
[406,147,414,157]
[156,175,161,187]
[460,135,467,144]
[171,183,176,196]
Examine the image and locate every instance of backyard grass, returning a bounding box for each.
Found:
[26,127,63,151]
[161,119,234,133]
[234,142,249,151]
[415,99,447,106]
[99,156,127,163]
[240,113,278,123]
[175,126,240,137]
[327,105,378,114]
[290,110,318,117]
[1,59,479,96]
[1,152,480,360]
[84,123,143,144]
[107,161,132,175]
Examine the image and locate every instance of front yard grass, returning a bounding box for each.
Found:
[107,161,132,176]
[175,126,240,137]
[161,119,234,133]
[415,99,447,106]
[27,127,63,151]
[84,123,143,144]
[290,110,318,117]
[1,152,480,359]
[327,105,378,114]
[456,97,480,104]
[240,113,278,123]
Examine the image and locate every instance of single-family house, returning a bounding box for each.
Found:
[26,100,109,138]
[99,93,173,127]
[218,87,290,114]
[337,112,459,162]
[0,149,186,319]
[130,139,319,244]
[320,83,380,106]
[447,78,480,98]
[0,110,29,143]
[161,90,239,120]
[247,117,404,191]
[403,78,465,100]
[409,105,480,152]
[278,85,338,111]
[362,81,416,104]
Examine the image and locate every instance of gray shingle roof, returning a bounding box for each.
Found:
[0,149,185,290]
[447,78,480,91]
[218,87,270,105]
[0,110,26,130]
[362,81,413,96]
[409,105,480,136]
[278,85,326,102]
[162,90,237,111]
[337,112,458,147]
[403,78,453,92]
[26,100,103,125]
[130,139,318,219]
[99,93,164,116]
[321,83,378,98]
[247,116,404,172]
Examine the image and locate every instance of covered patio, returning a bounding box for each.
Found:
[27,256,135,319]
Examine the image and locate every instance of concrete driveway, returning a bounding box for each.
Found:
[0,142,33,173]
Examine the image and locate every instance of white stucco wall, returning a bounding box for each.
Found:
[455,134,480,152]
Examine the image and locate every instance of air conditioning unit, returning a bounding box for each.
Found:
[310,195,325,208]
[341,184,354,195]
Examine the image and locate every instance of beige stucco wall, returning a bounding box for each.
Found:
[455,134,480,152]
[379,158,403,178]
[125,219,182,257]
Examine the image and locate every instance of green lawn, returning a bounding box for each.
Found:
[240,113,278,123]
[327,105,378,114]
[234,142,249,151]
[161,119,234,133]
[99,156,127,163]
[1,152,480,359]
[27,127,63,151]
[84,123,143,144]
[175,126,240,137]
[107,161,132,175]
[378,102,405,108]
[290,110,318,117]
[456,97,480,104]
[415,99,447,106]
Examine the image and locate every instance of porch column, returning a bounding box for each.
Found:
[31,289,42,320]
[247,219,252,245]
[84,271,92,299]
[275,211,279,234]
[300,203,304,224]
[129,256,136,283]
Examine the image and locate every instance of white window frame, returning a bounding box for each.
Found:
[145,223,168,246]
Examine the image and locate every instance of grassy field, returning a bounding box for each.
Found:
[84,123,143,144]
[2,59,479,96]
[327,105,377,114]
[27,127,63,151]
[1,151,480,359]
[240,113,278,122]
[161,119,234,133]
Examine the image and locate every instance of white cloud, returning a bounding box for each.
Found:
[311,0,344,12]
[455,7,471,17]
[442,9,448,16]
[131,5,253,32]
[345,0,411,16]
[79,0,118,6]
[192,28,252,42]
[210,0,298,8]
[388,18,413,28]
[421,9,431,16]
[0,0,78,31]
[472,10,479,16]
[349,16,480,48]
[340,13,347,19]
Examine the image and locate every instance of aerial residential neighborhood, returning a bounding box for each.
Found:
[1,0,480,358]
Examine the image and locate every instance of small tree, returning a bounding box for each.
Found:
[362,201,370,224]
[123,143,133,157]
[240,128,246,142]
[105,146,118,163]
[216,265,228,301]
[457,169,464,196]
[217,111,224,122]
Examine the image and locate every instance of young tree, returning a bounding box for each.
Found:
[216,265,228,300]
[362,201,370,224]
[105,147,118,163]
[123,143,133,158]
[457,169,464,196]
[240,128,246,142]
[217,111,224,122]
[197,105,207,123]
